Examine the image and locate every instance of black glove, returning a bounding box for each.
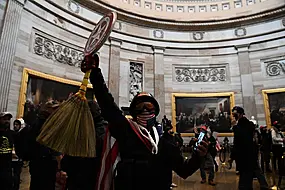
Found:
[81,54,99,73]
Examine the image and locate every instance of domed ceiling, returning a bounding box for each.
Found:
[76,0,285,30]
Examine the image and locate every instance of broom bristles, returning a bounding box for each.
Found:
[37,95,96,158]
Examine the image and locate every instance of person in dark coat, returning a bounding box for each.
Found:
[230,106,268,190]
[0,112,14,190]
[61,100,107,190]
[27,100,62,190]
[81,54,208,190]
[12,118,27,190]
[259,126,272,173]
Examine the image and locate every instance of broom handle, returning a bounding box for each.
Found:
[78,70,91,96]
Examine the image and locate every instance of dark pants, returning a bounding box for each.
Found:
[272,145,283,174]
[29,158,57,190]
[12,161,22,190]
[260,151,271,173]
[200,153,215,181]
[0,170,13,190]
[238,165,268,190]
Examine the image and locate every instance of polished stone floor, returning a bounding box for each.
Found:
[19,162,282,190]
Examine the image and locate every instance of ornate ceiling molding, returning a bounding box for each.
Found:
[75,0,285,30]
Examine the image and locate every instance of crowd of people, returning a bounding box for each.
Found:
[0,53,284,190]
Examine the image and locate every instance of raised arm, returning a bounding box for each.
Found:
[83,54,126,124]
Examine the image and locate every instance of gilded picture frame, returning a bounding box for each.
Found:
[171,92,235,137]
[262,88,285,130]
[17,68,93,119]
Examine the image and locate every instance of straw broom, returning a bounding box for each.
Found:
[37,70,96,157]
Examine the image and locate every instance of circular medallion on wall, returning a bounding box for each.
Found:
[153,30,164,39]
[266,62,282,76]
[234,27,247,37]
[193,32,204,40]
[68,0,80,14]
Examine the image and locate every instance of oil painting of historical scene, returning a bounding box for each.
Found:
[23,75,93,126]
[129,62,143,102]
[175,96,232,133]
[268,92,285,131]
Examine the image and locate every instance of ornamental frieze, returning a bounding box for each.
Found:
[265,60,285,76]
[33,34,84,67]
[174,66,227,82]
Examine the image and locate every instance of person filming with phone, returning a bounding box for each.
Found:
[198,126,216,186]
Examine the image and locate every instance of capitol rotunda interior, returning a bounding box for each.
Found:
[0,0,285,189]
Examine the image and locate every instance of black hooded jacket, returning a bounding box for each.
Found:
[90,68,202,190]
[231,116,256,171]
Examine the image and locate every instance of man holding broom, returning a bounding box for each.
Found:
[81,54,208,190]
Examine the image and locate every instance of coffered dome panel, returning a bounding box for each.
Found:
[93,0,284,21]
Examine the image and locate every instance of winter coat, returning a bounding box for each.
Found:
[90,68,202,190]
[231,117,256,171]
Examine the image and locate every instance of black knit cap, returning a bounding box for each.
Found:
[129,92,160,117]
[232,106,245,115]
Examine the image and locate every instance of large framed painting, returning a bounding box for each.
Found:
[17,68,93,126]
[262,88,285,131]
[172,92,235,136]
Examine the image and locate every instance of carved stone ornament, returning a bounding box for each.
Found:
[68,0,80,13]
[175,66,227,82]
[235,27,247,37]
[34,34,84,67]
[114,21,122,30]
[266,60,285,76]
[193,32,204,40]
[153,30,164,39]
[129,62,143,102]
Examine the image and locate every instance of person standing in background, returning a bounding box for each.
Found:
[259,126,272,173]
[230,106,268,190]
[0,112,14,190]
[271,121,285,173]
[12,118,26,190]
[199,126,216,186]
[27,100,62,190]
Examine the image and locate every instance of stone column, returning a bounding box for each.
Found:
[235,44,257,118]
[108,37,122,105]
[0,0,25,111]
[153,46,165,121]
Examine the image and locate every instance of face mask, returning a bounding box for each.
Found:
[137,111,156,128]
[169,131,174,135]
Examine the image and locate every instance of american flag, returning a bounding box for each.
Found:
[96,127,120,190]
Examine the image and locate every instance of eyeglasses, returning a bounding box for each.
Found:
[135,102,155,112]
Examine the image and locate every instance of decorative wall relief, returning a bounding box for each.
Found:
[193,32,204,40]
[33,34,84,67]
[235,27,247,37]
[174,66,227,82]
[114,21,122,30]
[153,30,164,39]
[265,60,285,76]
[68,0,80,13]
[129,62,143,102]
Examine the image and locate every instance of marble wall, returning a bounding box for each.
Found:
[0,0,284,131]
[0,0,7,36]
